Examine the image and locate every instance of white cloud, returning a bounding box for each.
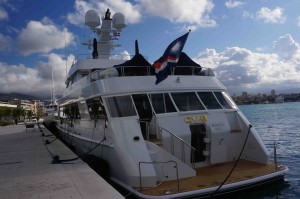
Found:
[111,50,130,60]
[0,33,12,51]
[0,0,18,20]
[67,0,141,26]
[256,7,286,24]
[256,47,265,52]
[194,35,300,93]
[67,0,216,30]
[0,7,8,20]
[139,0,216,28]
[273,34,299,60]
[225,1,245,8]
[0,53,74,97]
[16,17,75,56]
[242,10,254,19]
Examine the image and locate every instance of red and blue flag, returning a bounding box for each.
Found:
[153,31,190,84]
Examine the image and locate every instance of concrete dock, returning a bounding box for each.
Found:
[0,124,125,199]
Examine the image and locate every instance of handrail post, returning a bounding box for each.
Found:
[174,161,179,192]
[181,142,185,163]
[147,122,150,140]
[171,136,174,155]
[139,121,196,167]
[274,142,278,171]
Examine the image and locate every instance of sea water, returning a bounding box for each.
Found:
[238,102,300,199]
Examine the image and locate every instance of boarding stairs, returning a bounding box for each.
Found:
[139,121,196,167]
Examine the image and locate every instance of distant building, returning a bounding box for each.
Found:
[9,99,32,111]
[271,89,275,97]
[0,102,17,109]
[33,100,45,118]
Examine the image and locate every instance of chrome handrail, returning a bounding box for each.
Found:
[274,141,278,171]
[140,121,196,167]
[87,66,210,80]
[71,53,139,65]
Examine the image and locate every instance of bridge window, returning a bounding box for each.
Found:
[149,93,176,114]
[63,103,81,119]
[197,92,222,109]
[105,95,136,117]
[171,92,205,111]
[214,92,237,109]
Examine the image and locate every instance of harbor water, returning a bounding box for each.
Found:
[237,102,300,199]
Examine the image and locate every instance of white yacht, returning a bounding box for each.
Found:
[54,9,288,198]
[43,67,59,125]
[45,101,58,117]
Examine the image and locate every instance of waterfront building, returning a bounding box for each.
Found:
[271,89,276,97]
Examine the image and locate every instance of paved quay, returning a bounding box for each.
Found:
[0,124,125,199]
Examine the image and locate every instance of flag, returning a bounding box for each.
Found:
[153,31,190,84]
[111,32,120,40]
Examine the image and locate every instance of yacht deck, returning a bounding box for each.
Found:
[135,160,285,196]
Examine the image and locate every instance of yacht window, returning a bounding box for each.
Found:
[197,92,222,109]
[214,92,237,109]
[87,98,107,119]
[63,103,80,119]
[78,100,90,119]
[105,95,136,117]
[171,92,205,111]
[149,93,176,114]
[132,94,153,119]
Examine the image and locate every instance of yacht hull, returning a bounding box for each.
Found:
[53,122,288,199]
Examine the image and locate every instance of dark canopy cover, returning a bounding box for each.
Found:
[175,52,202,75]
[114,53,153,76]
[114,50,201,76]
[115,53,151,67]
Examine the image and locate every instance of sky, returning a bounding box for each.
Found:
[0,0,300,98]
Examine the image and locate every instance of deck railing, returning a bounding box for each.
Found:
[88,65,209,79]
[140,121,196,168]
[71,53,139,65]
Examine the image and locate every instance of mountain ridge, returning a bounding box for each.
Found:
[0,92,41,101]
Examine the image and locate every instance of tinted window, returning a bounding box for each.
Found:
[171,92,205,111]
[132,94,153,119]
[105,95,136,117]
[64,103,81,119]
[78,100,90,119]
[86,98,107,119]
[197,92,222,109]
[150,93,176,114]
[214,92,237,109]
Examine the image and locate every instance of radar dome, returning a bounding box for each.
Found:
[85,10,100,28]
[112,13,127,30]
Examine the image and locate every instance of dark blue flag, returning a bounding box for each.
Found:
[153,31,190,84]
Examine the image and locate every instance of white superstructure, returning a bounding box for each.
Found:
[53,9,288,199]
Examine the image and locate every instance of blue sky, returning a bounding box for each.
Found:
[0,0,300,98]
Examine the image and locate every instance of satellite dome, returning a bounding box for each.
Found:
[85,10,101,28]
[112,13,127,30]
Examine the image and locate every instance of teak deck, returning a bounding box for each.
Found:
[136,160,285,196]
